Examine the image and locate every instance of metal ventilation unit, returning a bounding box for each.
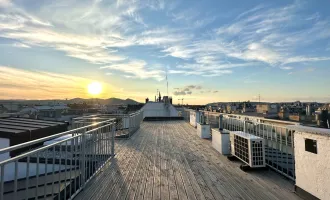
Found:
[230,131,266,169]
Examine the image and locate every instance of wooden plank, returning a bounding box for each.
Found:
[170,122,223,200]
[107,126,149,200]
[116,127,151,200]
[163,123,179,200]
[178,122,260,200]
[170,130,188,200]
[160,122,170,200]
[166,123,213,200]
[78,124,148,200]
[153,122,161,200]
[143,122,157,200]
[76,139,129,199]
[134,123,155,200]
[178,122,294,200]
[74,121,302,200]
[176,122,249,200]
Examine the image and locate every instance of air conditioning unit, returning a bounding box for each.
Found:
[230,131,266,168]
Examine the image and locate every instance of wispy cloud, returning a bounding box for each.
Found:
[0,66,117,99]
[279,66,293,70]
[0,0,12,8]
[163,1,330,76]
[0,0,329,84]
[12,42,30,48]
[173,85,202,96]
[100,60,165,81]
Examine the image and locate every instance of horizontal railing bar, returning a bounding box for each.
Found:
[0,119,115,155]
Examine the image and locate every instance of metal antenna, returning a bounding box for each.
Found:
[166,71,169,96]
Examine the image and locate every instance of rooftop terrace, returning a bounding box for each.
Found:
[75,121,300,200]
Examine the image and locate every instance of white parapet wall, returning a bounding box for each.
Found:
[292,126,330,200]
[212,129,230,155]
[197,123,211,139]
[190,111,201,128]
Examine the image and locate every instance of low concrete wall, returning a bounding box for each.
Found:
[197,123,211,139]
[212,129,230,155]
[294,127,330,200]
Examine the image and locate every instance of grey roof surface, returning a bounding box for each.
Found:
[75,121,301,200]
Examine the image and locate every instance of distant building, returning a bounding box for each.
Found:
[288,114,306,122]
[17,105,69,121]
[0,105,8,114]
[278,107,290,120]
[1,102,22,112]
[226,104,237,113]
[105,105,126,114]
[257,104,278,114]
[141,101,179,118]
[242,103,255,113]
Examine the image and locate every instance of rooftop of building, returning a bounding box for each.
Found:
[75,120,301,200]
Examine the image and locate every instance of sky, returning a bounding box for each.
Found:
[0,0,330,104]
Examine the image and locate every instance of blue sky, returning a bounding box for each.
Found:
[0,0,329,104]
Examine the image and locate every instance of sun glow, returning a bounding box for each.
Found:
[88,82,102,95]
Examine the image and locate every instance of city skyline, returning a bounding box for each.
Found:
[0,0,330,104]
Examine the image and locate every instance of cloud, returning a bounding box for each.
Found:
[173,90,187,96]
[100,60,165,81]
[279,66,293,70]
[12,42,30,48]
[173,84,205,96]
[1,0,330,83]
[283,56,330,64]
[0,66,117,99]
[0,0,11,7]
[138,27,191,46]
[164,0,330,77]
[305,67,316,72]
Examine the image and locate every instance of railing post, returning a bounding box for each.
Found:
[219,114,223,131]
[81,127,86,188]
[111,123,115,156]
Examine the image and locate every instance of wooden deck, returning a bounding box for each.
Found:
[75,121,301,200]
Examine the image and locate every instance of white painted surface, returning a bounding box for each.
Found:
[212,129,230,155]
[2,162,74,182]
[123,117,130,129]
[294,131,330,199]
[230,131,266,168]
[44,134,92,146]
[190,111,201,128]
[0,138,10,161]
[141,102,178,118]
[190,112,196,127]
[197,123,211,139]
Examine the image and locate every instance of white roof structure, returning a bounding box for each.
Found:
[141,102,179,118]
[35,105,69,110]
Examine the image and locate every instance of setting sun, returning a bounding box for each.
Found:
[88,82,102,95]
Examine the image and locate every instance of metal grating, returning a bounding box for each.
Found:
[223,116,295,180]
[234,135,249,164]
[252,140,264,166]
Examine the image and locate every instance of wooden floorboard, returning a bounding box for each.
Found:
[74,121,302,200]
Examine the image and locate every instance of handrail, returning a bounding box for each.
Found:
[0,122,114,166]
[0,110,144,200]
[0,118,115,155]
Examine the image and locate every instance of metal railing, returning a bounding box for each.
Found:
[182,109,296,181]
[0,119,116,200]
[222,116,296,180]
[72,111,143,139]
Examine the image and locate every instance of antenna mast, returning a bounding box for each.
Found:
[166,71,169,96]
